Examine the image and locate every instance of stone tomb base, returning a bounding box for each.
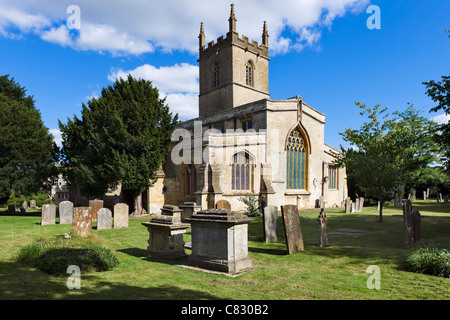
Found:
[186,209,254,275]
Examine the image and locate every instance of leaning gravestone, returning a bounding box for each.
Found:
[89,199,103,222]
[59,201,73,224]
[114,203,129,229]
[318,208,328,247]
[281,205,304,254]
[97,208,112,230]
[263,205,278,243]
[73,207,92,236]
[41,204,56,225]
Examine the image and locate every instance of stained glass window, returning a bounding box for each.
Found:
[232,152,252,190]
[286,128,306,189]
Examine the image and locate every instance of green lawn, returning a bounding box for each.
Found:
[0,200,449,300]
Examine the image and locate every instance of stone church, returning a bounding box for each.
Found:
[147,4,347,213]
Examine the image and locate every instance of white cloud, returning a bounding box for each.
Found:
[107,63,199,119]
[0,0,370,55]
[50,128,63,148]
[431,113,450,125]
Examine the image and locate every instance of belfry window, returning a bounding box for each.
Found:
[246,61,253,87]
[286,128,307,190]
[212,62,220,88]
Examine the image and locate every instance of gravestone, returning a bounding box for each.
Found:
[263,205,278,243]
[73,207,92,236]
[317,208,328,247]
[41,204,56,225]
[402,200,421,249]
[29,199,36,208]
[215,199,231,210]
[19,201,28,213]
[345,197,351,213]
[114,203,129,229]
[444,195,448,203]
[358,197,364,212]
[97,208,112,230]
[179,202,202,222]
[89,199,103,221]
[355,198,360,212]
[8,205,15,213]
[439,193,443,202]
[187,209,253,275]
[142,214,190,260]
[351,202,356,213]
[394,192,400,207]
[423,191,427,200]
[281,205,304,254]
[59,201,73,224]
[160,204,182,221]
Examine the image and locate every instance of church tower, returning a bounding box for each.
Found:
[198,4,270,117]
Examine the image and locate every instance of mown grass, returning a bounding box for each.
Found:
[0,200,448,300]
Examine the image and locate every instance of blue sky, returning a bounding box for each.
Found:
[0,0,449,150]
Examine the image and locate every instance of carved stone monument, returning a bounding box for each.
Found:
[318,208,328,247]
[142,214,190,260]
[89,199,103,222]
[179,202,202,223]
[263,205,278,243]
[41,204,56,225]
[187,209,253,275]
[59,200,73,224]
[97,208,112,230]
[73,207,92,236]
[113,203,128,229]
[281,205,304,254]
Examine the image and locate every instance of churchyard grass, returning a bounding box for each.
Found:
[0,200,448,299]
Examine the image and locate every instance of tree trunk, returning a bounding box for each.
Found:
[132,193,146,216]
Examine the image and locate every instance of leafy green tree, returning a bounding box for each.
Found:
[423,74,450,171]
[0,75,57,202]
[335,103,440,222]
[59,75,178,215]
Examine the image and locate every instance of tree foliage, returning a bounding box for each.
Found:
[0,75,56,201]
[335,102,440,222]
[59,75,178,214]
[423,74,450,170]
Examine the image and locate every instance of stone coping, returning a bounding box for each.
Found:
[141,221,190,230]
[186,209,252,224]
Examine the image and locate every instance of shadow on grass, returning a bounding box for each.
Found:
[0,260,219,300]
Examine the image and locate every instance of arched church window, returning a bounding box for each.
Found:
[286,128,307,189]
[231,152,253,191]
[212,62,220,88]
[246,61,254,87]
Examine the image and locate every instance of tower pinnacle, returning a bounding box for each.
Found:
[229,3,237,33]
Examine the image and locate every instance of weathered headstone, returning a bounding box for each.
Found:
[89,199,103,221]
[215,199,231,210]
[439,193,443,202]
[59,201,73,224]
[187,209,253,275]
[263,205,278,243]
[394,192,400,207]
[318,208,328,247]
[351,202,356,213]
[281,205,304,254]
[355,198,360,212]
[29,199,36,208]
[358,197,364,212]
[345,197,351,214]
[423,191,427,200]
[97,208,112,230]
[142,214,190,259]
[8,205,15,213]
[160,204,182,222]
[73,207,92,236]
[19,201,28,213]
[41,204,56,225]
[402,200,421,248]
[113,203,129,229]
